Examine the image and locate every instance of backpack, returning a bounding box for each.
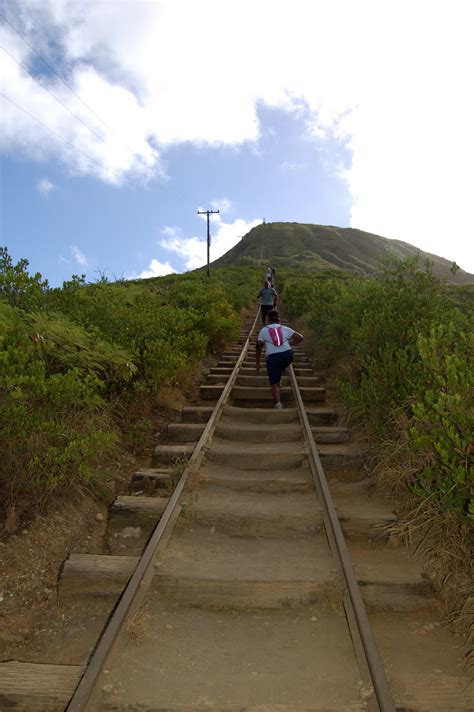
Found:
[267,325,284,346]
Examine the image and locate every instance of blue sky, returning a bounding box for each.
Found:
[1,1,474,286]
[2,105,352,284]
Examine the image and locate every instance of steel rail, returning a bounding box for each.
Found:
[66,309,261,711]
[288,364,396,712]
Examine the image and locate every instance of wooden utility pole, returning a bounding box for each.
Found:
[197,209,219,276]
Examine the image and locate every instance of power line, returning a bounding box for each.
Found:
[1,46,106,143]
[0,12,154,172]
[0,91,114,175]
[0,12,109,130]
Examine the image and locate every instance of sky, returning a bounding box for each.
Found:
[1,0,473,286]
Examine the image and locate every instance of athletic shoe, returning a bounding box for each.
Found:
[274,401,283,409]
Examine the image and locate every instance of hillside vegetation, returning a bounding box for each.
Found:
[0,247,261,532]
[282,257,473,522]
[213,222,474,283]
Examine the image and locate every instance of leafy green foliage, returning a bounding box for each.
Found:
[0,247,49,310]
[411,323,473,517]
[283,257,474,520]
[0,303,119,525]
[0,248,260,531]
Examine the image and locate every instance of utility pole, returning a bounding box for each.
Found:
[197,208,219,277]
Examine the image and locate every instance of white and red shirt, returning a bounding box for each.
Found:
[257,324,295,356]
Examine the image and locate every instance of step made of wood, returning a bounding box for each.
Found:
[60,539,438,613]
[181,406,214,422]
[105,600,363,709]
[153,443,194,465]
[348,543,437,611]
[210,366,314,376]
[215,420,303,443]
[318,443,365,470]
[222,404,300,423]
[131,468,173,492]
[199,462,313,493]
[60,553,139,598]
[329,481,395,538]
[154,525,336,609]
[369,612,474,710]
[238,375,321,387]
[0,661,83,709]
[220,354,311,363]
[205,438,306,470]
[242,355,311,364]
[210,385,326,402]
[188,488,323,537]
[205,439,363,471]
[305,406,338,424]
[167,422,205,442]
[215,420,348,444]
[220,404,337,426]
[110,495,169,523]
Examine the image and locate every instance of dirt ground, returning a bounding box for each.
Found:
[0,456,132,660]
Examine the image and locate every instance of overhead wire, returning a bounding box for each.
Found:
[0,12,110,130]
[0,11,156,173]
[1,46,106,143]
[0,91,113,174]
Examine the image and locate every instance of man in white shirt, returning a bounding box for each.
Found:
[255,309,304,409]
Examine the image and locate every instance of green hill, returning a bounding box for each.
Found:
[212,223,474,283]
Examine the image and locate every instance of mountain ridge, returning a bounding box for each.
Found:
[211,223,474,282]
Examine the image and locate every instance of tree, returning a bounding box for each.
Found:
[0,247,49,310]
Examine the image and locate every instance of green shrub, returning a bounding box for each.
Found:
[411,322,473,516]
[0,249,260,530]
[0,303,121,527]
[283,257,474,521]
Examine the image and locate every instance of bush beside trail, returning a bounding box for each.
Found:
[0,248,261,532]
[282,257,473,634]
[283,257,473,522]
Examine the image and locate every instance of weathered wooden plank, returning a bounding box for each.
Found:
[60,554,139,598]
[0,661,83,709]
[166,423,205,442]
[152,443,194,465]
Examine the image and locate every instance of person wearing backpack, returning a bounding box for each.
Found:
[257,280,278,325]
[255,309,303,409]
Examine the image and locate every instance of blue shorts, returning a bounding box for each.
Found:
[266,350,293,385]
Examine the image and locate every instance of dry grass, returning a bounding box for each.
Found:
[126,602,153,645]
[369,416,473,669]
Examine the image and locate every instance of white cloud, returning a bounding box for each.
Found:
[210,198,232,214]
[1,1,474,269]
[37,177,54,195]
[69,245,88,267]
[161,215,262,270]
[138,258,177,278]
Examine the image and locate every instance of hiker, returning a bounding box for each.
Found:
[255,309,303,409]
[257,280,277,324]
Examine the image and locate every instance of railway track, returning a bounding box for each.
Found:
[1,306,472,711]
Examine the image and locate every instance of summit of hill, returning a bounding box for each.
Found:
[212,223,474,283]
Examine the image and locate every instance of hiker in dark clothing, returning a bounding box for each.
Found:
[257,280,277,324]
[255,309,303,408]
